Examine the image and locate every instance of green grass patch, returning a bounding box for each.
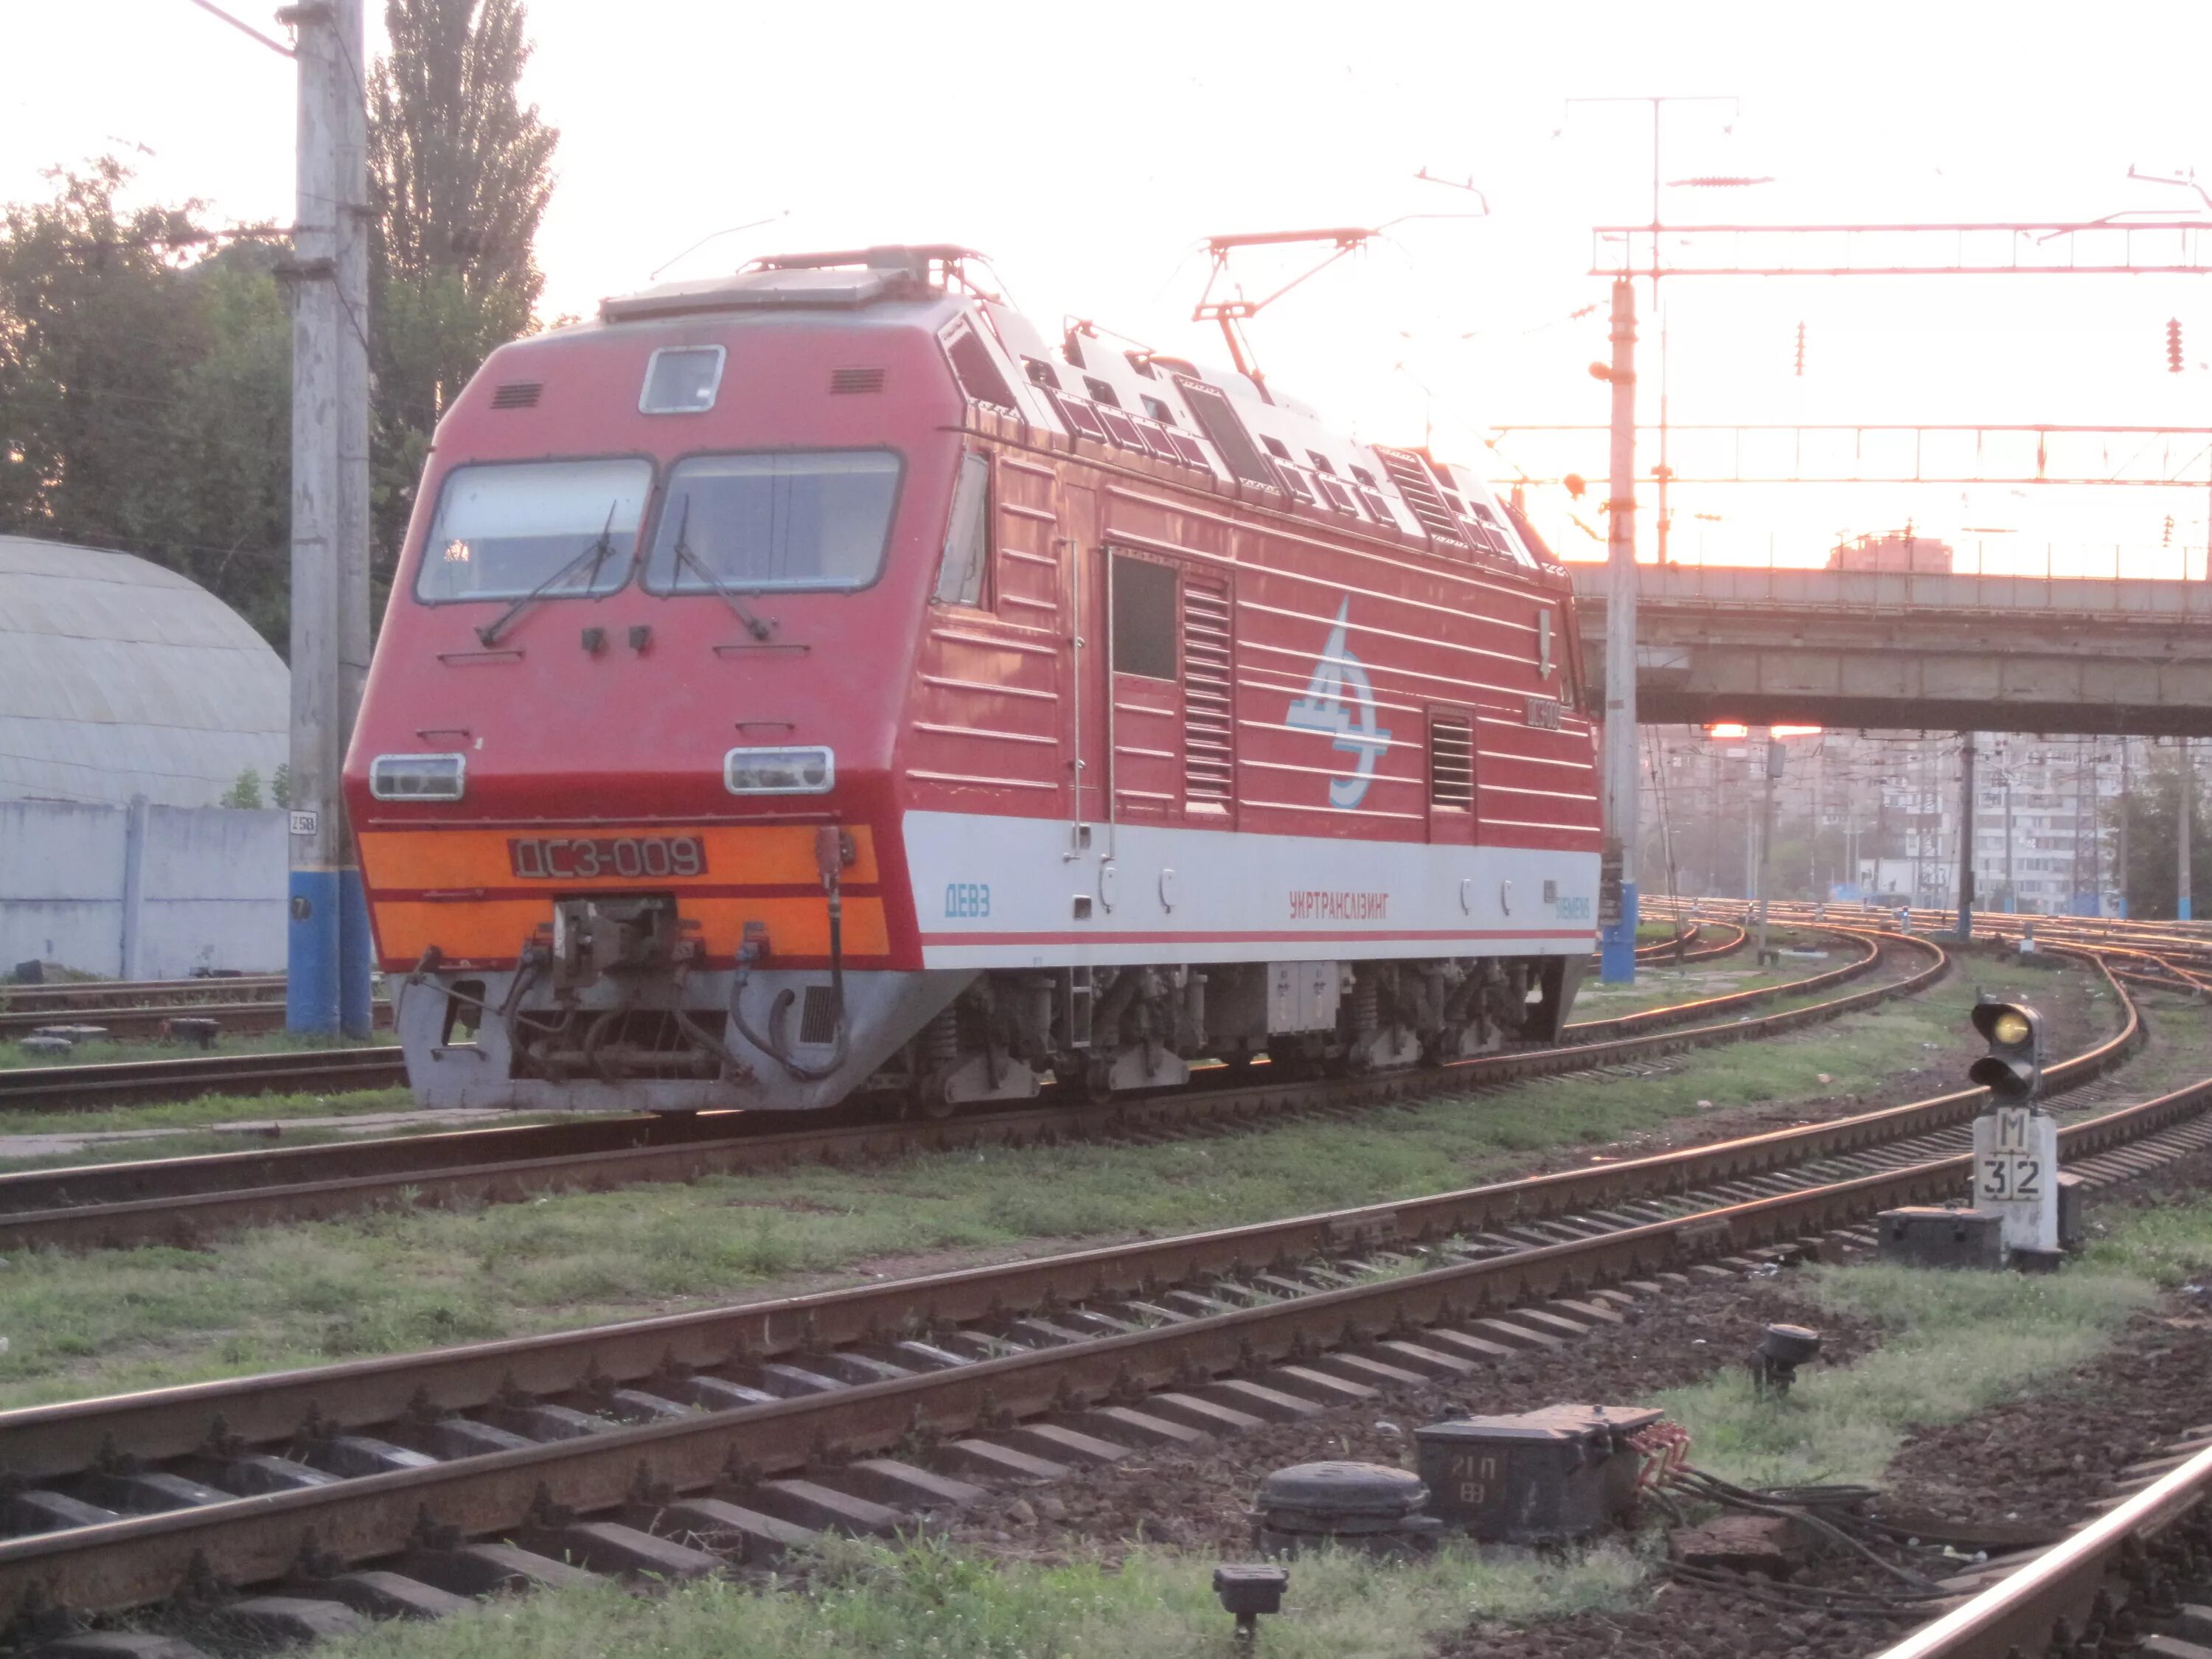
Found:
[1663,1263,2151,1489]
[1572,949,1847,1018]
[1663,1183,2212,1491]
[310,1534,1644,1659]
[0,964,2067,1410]
[2084,1188,2212,1287]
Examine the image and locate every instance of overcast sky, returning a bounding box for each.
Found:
[10,0,2212,574]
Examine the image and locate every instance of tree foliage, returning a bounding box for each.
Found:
[368,0,558,583]
[0,161,291,639]
[0,1,557,650]
[2111,747,2211,920]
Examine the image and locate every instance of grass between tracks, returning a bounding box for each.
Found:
[1659,1193,2212,1492]
[1568,938,1842,1018]
[0,958,2083,1411]
[310,1532,1644,1659]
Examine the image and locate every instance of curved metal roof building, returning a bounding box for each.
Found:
[0,536,288,807]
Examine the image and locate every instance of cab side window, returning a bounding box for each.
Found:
[933,452,992,607]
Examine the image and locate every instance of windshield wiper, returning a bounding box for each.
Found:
[474,503,621,647]
[669,495,776,641]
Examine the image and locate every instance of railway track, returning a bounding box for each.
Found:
[0,1000,392,1044]
[0,940,2173,1646]
[0,925,1924,1253]
[0,975,287,1017]
[0,921,1733,1054]
[0,928,1738,1068]
[1870,1439,2212,1659]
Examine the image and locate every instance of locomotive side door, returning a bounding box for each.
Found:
[1099,546,1237,836]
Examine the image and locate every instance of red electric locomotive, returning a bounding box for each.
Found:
[343,246,1601,1113]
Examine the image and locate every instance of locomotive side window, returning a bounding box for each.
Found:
[644,450,902,594]
[1110,554,1178,680]
[933,452,992,607]
[414,457,649,602]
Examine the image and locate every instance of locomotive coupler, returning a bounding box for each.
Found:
[549,893,682,992]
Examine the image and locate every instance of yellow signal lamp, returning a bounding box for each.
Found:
[1968,998,2044,1103]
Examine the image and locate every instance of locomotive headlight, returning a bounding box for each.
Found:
[725,745,835,796]
[369,753,467,801]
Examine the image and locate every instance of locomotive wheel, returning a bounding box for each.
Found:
[1082,1056,1114,1104]
[912,1067,960,1121]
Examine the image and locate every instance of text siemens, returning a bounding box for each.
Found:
[1288,889,1389,921]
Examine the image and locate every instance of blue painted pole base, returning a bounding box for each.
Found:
[339,866,373,1039]
[2183,897,2195,922]
[1598,882,1639,983]
[287,869,342,1035]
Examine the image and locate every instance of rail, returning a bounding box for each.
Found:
[1869,1443,2212,1659]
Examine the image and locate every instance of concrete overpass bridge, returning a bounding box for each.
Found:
[1571,564,2212,736]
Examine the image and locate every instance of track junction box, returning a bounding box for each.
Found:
[1414,1403,1663,1544]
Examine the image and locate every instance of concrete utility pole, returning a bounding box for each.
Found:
[1755,728,1778,962]
[2182,739,2196,922]
[1955,731,1975,939]
[1598,277,1639,982]
[2117,738,2131,918]
[285,0,374,1036]
[2003,768,2016,914]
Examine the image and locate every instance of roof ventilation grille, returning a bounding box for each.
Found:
[830,367,887,394]
[1371,446,1470,548]
[490,381,543,410]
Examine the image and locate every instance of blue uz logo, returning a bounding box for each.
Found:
[1286,597,1392,809]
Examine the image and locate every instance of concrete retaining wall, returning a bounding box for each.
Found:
[0,797,285,978]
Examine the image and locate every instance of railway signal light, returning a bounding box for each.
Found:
[2168,318,2184,374]
[1968,998,2042,1102]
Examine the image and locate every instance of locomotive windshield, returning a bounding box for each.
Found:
[414,458,649,602]
[643,450,902,594]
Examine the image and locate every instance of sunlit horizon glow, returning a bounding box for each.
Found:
[11,1,2212,580]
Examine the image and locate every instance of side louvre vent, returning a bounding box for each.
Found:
[1182,580,1235,807]
[830,366,887,394]
[490,381,543,409]
[1428,714,1475,808]
[1372,445,1470,548]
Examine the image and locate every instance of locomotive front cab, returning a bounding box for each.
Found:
[346,251,990,1112]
